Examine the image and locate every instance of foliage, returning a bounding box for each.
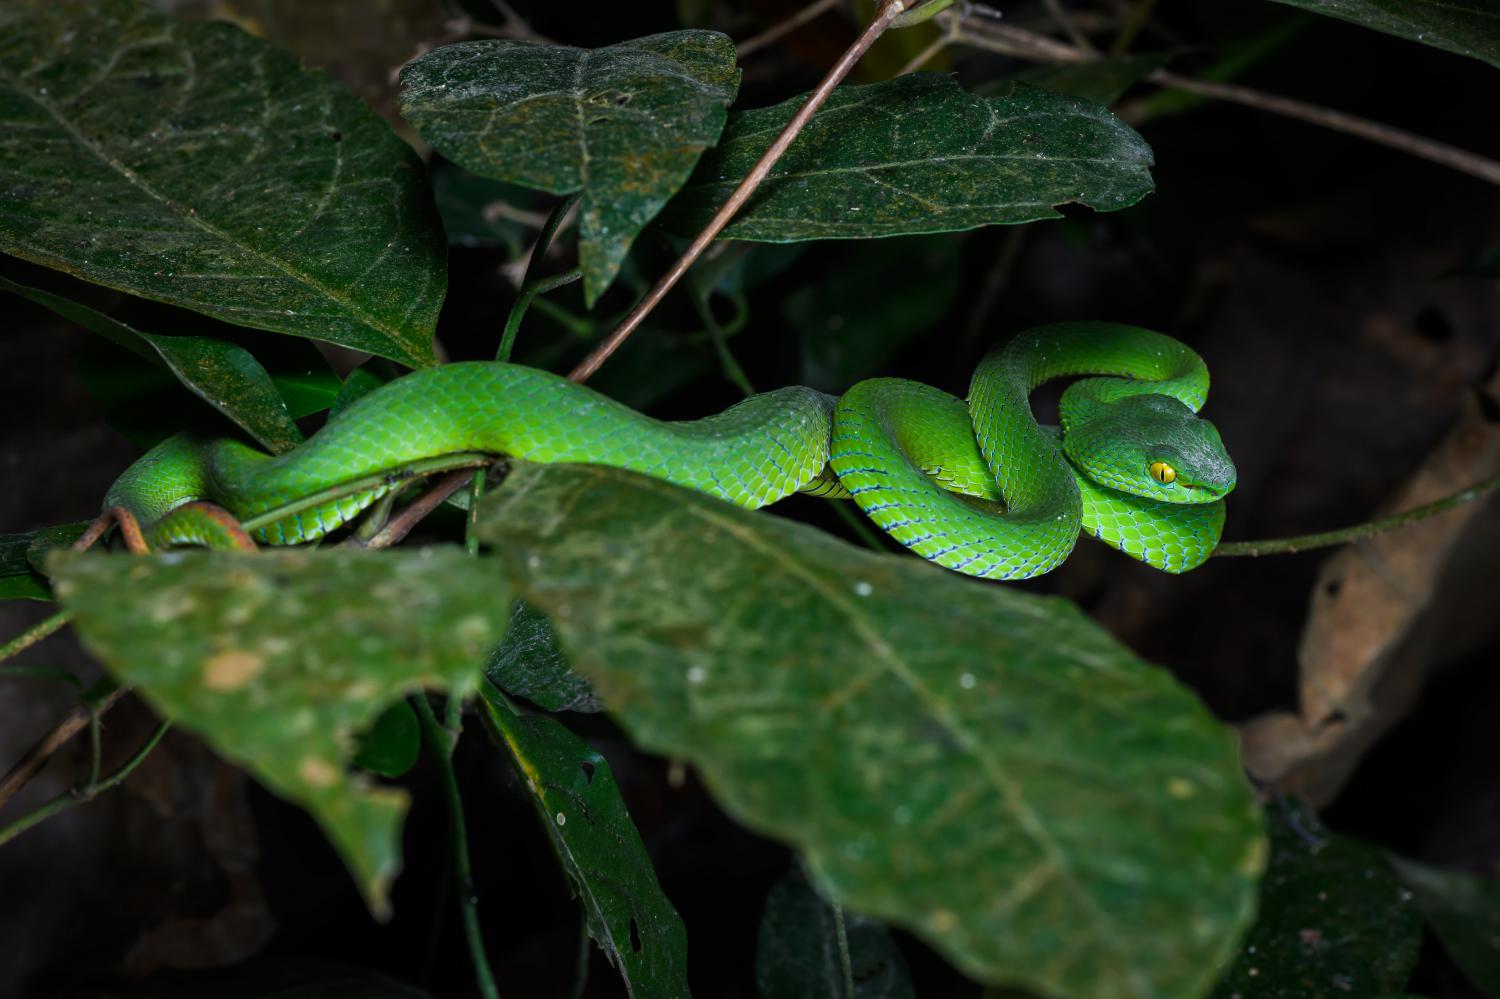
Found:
[3,0,1498,997]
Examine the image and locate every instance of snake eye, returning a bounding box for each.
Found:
[1149,461,1177,485]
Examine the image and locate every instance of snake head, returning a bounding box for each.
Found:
[1063,394,1237,504]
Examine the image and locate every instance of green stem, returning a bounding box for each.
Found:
[0,611,71,666]
[466,470,487,558]
[415,695,500,999]
[498,267,583,363]
[0,719,169,849]
[829,499,889,554]
[240,453,494,536]
[1214,468,1500,558]
[832,902,855,999]
[688,279,756,397]
[498,192,581,362]
[354,486,404,542]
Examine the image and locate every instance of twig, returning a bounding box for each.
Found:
[0,685,128,813]
[567,0,913,385]
[832,902,856,999]
[737,0,843,59]
[1141,70,1500,188]
[487,0,554,43]
[1213,468,1500,558]
[360,470,477,550]
[1041,0,1097,53]
[415,695,501,999]
[0,610,71,666]
[0,718,170,849]
[942,11,1500,189]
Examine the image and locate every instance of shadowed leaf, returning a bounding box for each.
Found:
[1265,0,1500,67]
[399,32,738,305]
[1,275,316,453]
[486,600,602,713]
[477,462,1263,999]
[480,690,690,996]
[0,0,445,367]
[1389,856,1500,996]
[660,74,1154,242]
[756,864,915,999]
[51,548,511,914]
[1211,802,1421,998]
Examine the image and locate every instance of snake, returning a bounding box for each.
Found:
[101,322,1236,579]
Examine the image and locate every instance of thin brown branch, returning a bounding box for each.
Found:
[736,0,843,59]
[567,0,912,385]
[0,686,128,813]
[1142,70,1500,188]
[1042,0,1097,53]
[358,470,477,550]
[941,11,1500,189]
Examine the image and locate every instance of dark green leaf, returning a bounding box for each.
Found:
[1389,856,1500,995]
[399,31,739,306]
[25,521,90,575]
[1,275,306,452]
[352,699,422,778]
[785,234,961,391]
[431,163,538,254]
[51,548,512,914]
[2,524,88,602]
[1019,54,1172,105]
[480,691,690,997]
[660,74,1154,242]
[756,864,915,999]
[0,575,50,602]
[0,0,445,367]
[477,462,1264,999]
[1265,0,1500,67]
[329,360,396,421]
[1211,803,1421,998]
[485,600,602,713]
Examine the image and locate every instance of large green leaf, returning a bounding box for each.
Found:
[477,462,1264,999]
[1211,803,1421,998]
[660,74,1154,242]
[756,865,915,999]
[485,600,602,713]
[1,275,310,453]
[480,690,690,997]
[1389,856,1500,995]
[51,549,511,914]
[398,32,739,306]
[1265,0,1500,67]
[0,0,445,368]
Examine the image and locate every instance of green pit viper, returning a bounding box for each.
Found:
[102,322,1237,579]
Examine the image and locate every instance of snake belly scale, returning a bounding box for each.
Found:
[103,322,1237,579]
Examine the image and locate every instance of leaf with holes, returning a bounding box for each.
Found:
[51,548,512,914]
[398,31,738,306]
[477,462,1264,999]
[480,689,689,997]
[1265,0,1500,68]
[0,0,445,367]
[659,74,1154,242]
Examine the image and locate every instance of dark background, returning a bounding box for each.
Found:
[2,0,1498,996]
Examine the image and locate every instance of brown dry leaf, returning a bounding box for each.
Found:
[1240,365,1500,805]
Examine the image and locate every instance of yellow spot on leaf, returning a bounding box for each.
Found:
[202,649,264,690]
[1166,777,1195,799]
[299,755,340,788]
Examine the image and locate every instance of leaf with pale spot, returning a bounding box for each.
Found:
[51,549,511,914]
[0,0,445,368]
[398,31,739,305]
[477,461,1264,999]
[659,74,1154,242]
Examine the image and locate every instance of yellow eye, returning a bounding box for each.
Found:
[1149,461,1177,484]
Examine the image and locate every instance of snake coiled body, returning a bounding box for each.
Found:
[104,323,1236,579]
